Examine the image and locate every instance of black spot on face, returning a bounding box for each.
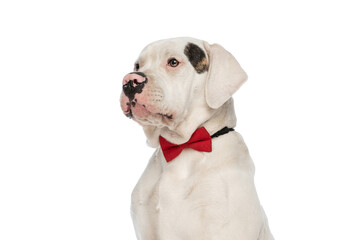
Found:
[184,43,209,74]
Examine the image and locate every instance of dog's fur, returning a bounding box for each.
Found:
[120,37,274,240]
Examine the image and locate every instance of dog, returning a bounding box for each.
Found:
[120,37,274,240]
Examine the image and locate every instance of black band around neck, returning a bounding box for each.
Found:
[210,127,234,139]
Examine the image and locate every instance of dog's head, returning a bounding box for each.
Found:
[120,37,247,146]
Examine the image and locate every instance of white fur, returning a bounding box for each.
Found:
[122,37,274,240]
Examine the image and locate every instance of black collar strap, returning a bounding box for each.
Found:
[210,127,234,138]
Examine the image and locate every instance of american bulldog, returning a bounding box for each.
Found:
[120,37,274,240]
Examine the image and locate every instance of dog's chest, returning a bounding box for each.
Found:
[132,151,210,234]
[131,149,206,211]
[130,147,235,237]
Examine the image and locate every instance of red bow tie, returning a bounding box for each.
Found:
[159,127,212,162]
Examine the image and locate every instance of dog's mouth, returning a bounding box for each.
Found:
[123,99,173,121]
[157,113,173,120]
[124,102,133,118]
[124,100,138,119]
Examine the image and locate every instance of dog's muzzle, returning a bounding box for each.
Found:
[122,72,148,102]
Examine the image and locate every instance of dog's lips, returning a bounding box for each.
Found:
[157,113,173,119]
[121,96,173,121]
[125,100,148,119]
[124,102,133,118]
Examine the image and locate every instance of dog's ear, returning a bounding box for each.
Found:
[204,42,247,109]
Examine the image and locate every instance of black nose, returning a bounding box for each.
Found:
[122,72,148,101]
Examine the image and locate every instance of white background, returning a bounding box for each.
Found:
[1,0,359,239]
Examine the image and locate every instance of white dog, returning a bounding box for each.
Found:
[120,37,274,240]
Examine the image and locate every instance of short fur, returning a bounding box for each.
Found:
[120,37,274,240]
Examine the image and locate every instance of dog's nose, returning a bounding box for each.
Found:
[122,72,148,99]
[122,72,147,86]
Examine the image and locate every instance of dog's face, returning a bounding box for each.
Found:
[120,37,247,145]
[120,38,209,127]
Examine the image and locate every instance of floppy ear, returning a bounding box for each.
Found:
[204,42,248,109]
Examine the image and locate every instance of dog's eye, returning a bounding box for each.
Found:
[134,63,140,71]
[168,58,179,67]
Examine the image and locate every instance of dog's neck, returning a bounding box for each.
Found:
[143,98,237,147]
[201,98,237,136]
